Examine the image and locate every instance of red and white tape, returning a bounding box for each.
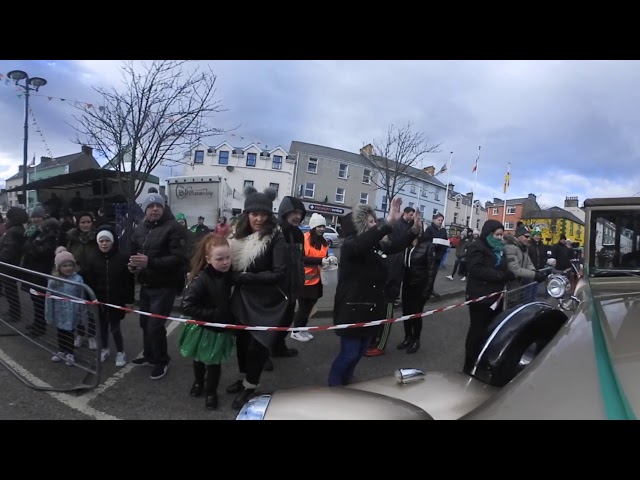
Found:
[29,288,501,332]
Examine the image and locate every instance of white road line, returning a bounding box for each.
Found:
[0,347,120,420]
[83,320,182,401]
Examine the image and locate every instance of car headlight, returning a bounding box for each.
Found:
[236,394,271,420]
[547,274,570,299]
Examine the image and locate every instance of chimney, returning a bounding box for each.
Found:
[494,197,503,204]
[564,196,578,208]
[81,145,93,156]
[360,144,374,156]
[424,166,435,176]
[528,193,537,201]
[40,156,52,163]
[447,183,454,191]
[466,192,473,197]
[18,165,23,172]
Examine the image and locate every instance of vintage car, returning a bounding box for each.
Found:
[236,197,640,420]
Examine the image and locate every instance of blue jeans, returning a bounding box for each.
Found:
[328,335,372,386]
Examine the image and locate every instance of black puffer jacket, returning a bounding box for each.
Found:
[130,208,188,289]
[333,205,417,338]
[0,207,29,268]
[66,228,97,271]
[424,222,449,260]
[402,235,437,300]
[81,246,135,321]
[277,196,306,303]
[465,220,510,305]
[181,265,234,333]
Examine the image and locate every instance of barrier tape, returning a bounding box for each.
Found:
[28,288,501,332]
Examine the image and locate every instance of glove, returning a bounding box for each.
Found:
[534,271,548,283]
[232,271,248,285]
[505,270,517,281]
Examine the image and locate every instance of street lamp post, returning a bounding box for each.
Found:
[6,70,47,208]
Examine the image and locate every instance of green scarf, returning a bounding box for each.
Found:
[486,235,504,267]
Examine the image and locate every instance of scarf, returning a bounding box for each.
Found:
[486,235,504,267]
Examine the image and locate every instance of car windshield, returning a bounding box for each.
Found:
[590,208,640,276]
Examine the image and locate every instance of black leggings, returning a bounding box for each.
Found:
[58,328,74,355]
[235,330,270,386]
[464,302,502,373]
[293,297,318,328]
[193,361,221,394]
[401,284,428,340]
[99,308,124,352]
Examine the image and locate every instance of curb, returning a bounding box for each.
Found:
[312,290,466,319]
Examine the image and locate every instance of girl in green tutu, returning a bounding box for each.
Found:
[179,234,235,410]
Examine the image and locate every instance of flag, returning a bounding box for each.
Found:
[503,163,510,194]
[29,154,36,167]
[435,162,447,176]
[472,157,478,173]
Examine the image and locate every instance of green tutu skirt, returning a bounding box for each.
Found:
[177,323,235,365]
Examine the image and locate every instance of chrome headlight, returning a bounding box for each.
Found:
[547,274,570,299]
[394,368,426,384]
[236,394,272,420]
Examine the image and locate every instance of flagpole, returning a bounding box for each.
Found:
[469,145,481,228]
[442,151,453,223]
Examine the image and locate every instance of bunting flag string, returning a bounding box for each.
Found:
[28,106,55,160]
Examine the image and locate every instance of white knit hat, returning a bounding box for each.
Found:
[308,213,327,230]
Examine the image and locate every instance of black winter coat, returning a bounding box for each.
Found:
[402,236,437,301]
[66,228,98,271]
[130,209,188,290]
[81,247,135,320]
[465,238,510,305]
[0,223,26,268]
[181,265,234,333]
[424,223,449,261]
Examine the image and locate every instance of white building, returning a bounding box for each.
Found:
[181,142,295,216]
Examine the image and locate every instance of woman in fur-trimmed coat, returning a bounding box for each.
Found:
[328,198,419,387]
[226,186,289,409]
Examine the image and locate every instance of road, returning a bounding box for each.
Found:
[0,288,470,420]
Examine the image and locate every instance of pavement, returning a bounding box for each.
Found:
[314,247,465,317]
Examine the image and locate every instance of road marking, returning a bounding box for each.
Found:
[0,347,120,420]
[83,320,182,401]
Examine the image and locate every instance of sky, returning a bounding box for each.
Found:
[0,59,639,210]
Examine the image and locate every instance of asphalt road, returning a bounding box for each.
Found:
[0,289,470,420]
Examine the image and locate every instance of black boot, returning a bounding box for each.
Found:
[397,337,412,350]
[232,388,255,409]
[205,393,218,410]
[191,361,205,396]
[406,339,421,354]
[226,379,244,394]
[190,382,204,397]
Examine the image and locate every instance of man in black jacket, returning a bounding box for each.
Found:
[128,193,188,380]
[272,195,306,358]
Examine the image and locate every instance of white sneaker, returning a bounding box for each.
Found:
[115,352,127,367]
[100,348,110,363]
[51,351,65,362]
[302,331,314,340]
[461,276,467,281]
[65,353,75,366]
[88,337,97,350]
[446,275,454,281]
[290,331,310,342]
[74,335,84,348]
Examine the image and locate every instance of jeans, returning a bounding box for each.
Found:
[328,335,372,386]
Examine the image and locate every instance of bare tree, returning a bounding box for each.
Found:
[71,60,225,205]
[362,122,441,214]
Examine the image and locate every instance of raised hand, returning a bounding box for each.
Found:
[386,197,403,224]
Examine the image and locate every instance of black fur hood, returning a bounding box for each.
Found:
[340,204,376,238]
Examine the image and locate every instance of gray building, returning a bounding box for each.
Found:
[443,183,487,236]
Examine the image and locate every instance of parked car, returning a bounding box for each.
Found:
[299,224,341,247]
[237,196,640,420]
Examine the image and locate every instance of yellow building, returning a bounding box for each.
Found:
[521,207,585,247]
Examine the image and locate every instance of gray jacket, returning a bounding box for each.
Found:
[503,234,536,290]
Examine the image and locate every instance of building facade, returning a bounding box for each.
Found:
[484,194,540,234]
[520,206,586,246]
[181,142,295,216]
[443,184,488,235]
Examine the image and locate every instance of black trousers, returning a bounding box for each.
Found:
[235,330,270,386]
[193,361,221,394]
[464,302,502,373]
[272,301,296,353]
[5,280,21,321]
[401,284,427,340]
[293,297,318,328]
[57,328,74,355]
[139,286,175,366]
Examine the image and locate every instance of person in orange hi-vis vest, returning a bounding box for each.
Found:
[290,213,337,342]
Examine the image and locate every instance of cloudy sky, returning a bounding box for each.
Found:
[0,60,639,209]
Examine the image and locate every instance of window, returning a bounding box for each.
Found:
[360,192,368,204]
[432,208,438,217]
[218,150,229,165]
[421,188,428,197]
[475,206,479,215]
[194,150,204,164]
[453,213,459,224]
[307,158,318,173]
[270,183,279,197]
[244,180,254,189]
[338,163,348,179]
[492,208,499,215]
[434,192,439,201]
[570,223,574,235]
[336,187,345,203]
[304,182,315,198]
[381,195,388,212]
[455,199,460,208]
[246,153,257,167]
[410,185,417,194]
[408,202,414,208]
[504,221,514,230]
[476,219,480,229]
[362,169,372,184]
[506,206,516,215]
[272,155,282,170]
[420,205,426,214]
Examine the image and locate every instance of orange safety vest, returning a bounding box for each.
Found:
[303,231,329,286]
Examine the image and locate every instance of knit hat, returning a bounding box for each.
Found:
[141,193,165,213]
[515,224,531,237]
[7,207,29,225]
[54,246,76,269]
[473,229,480,236]
[97,229,114,243]
[532,227,542,236]
[30,205,46,219]
[243,186,276,214]
[176,213,186,222]
[309,213,327,230]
